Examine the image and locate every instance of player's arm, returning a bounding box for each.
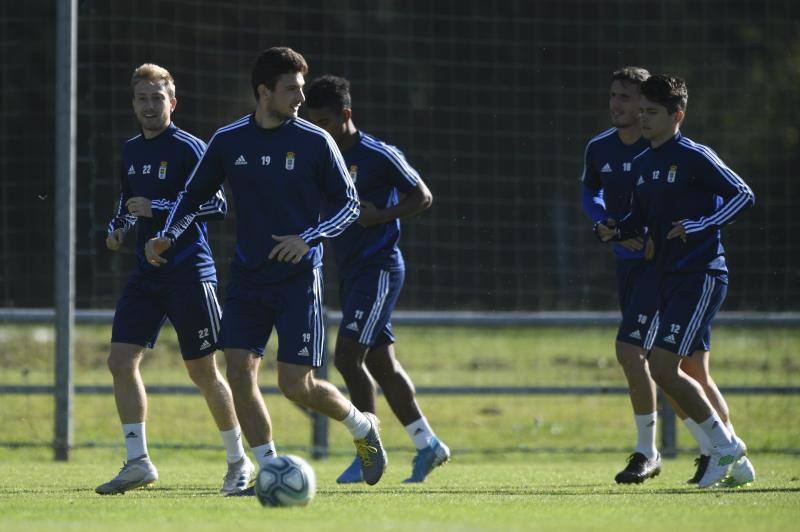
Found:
[359,179,432,227]
[145,138,227,265]
[183,140,227,223]
[579,142,609,223]
[668,150,755,240]
[106,163,137,251]
[278,137,359,252]
[359,146,432,227]
[272,138,359,263]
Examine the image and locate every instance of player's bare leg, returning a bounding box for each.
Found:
[366,343,450,483]
[278,361,387,485]
[613,341,661,483]
[334,335,377,414]
[680,351,754,486]
[648,347,746,488]
[224,348,274,445]
[96,343,158,494]
[186,353,254,495]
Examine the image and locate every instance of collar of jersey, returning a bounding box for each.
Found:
[141,122,176,142]
[251,113,293,134]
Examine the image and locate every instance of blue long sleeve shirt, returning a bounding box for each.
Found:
[160,115,359,285]
[618,133,755,277]
[580,127,650,260]
[107,123,226,283]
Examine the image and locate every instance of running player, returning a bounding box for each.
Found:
[597,74,756,488]
[97,64,252,496]
[305,75,449,484]
[146,48,387,485]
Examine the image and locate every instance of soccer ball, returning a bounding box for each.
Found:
[254,454,316,507]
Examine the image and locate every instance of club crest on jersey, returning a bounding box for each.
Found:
[285,151,295,170]
[349,164,358,183]
[158,161,168,180]
[667,165,678,183]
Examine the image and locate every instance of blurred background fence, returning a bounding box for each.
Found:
[1,0,798,312]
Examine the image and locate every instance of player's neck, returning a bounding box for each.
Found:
[338,122,359,152]
[650,128,680,149]
[616,125,642,146]
[254,106,288,130]
[141,121,171,140]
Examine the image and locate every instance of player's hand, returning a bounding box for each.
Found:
[144,237,171,266]
[357,200,382,227]
[269,234,310,264]
[593,218,619,242]
[105,228,125,251]
[619,237,644,251]
[126,196,153,218]
[667,221,688,242]
[644,238,655,261]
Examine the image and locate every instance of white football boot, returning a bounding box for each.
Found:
[220,455,256,495]
[698,437,747,489]
[95,455,158,495]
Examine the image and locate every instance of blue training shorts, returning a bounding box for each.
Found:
[651,272,728,357]
[111,276,221,360]
[220,267,324,367]
[616,263,660,350]
[338,268,404,348]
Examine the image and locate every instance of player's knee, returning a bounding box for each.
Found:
[225,362,255,389]
[277,373,310,403]
[107,350,139,376]
[647,354,676,385]
[333,349,362,374]
[615,341,644,368]
[186,362,219,389]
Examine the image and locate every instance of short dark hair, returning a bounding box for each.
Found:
[641,74,688,114]
[304,75,352,112]
[611,66,650,86]
[251,47,308,99]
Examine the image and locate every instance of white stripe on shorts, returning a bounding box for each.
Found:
[312,268,324,366]
[359,270,391,345]
[201,282,221,343]
[678,275,715,356]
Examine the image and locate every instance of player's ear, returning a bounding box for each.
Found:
[673,109,685,127]
[169,97,177,113]
[342,107,352,122]
[257,83,271,103]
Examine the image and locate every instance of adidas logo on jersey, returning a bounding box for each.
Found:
[128,165,135,175]
[601,163,612,173]
[297,346,310,357]
[346,321,360,332]
[234,155,248,166]
[628,330,642,340]
[200,340,212,350]
[637,176,645,186]
[663,334,677,344]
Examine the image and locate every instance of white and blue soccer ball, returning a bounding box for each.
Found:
[255,454,316,507]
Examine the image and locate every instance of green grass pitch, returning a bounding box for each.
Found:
[1,324,798,530]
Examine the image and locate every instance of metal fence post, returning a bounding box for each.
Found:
[658,390,677,458]
[54,0,77,462]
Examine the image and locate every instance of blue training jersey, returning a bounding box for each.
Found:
[618,132,754,277]
[581,127,650,260]
[332,131,421,279]
[161,114,360,285]
[107,123,226,284]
